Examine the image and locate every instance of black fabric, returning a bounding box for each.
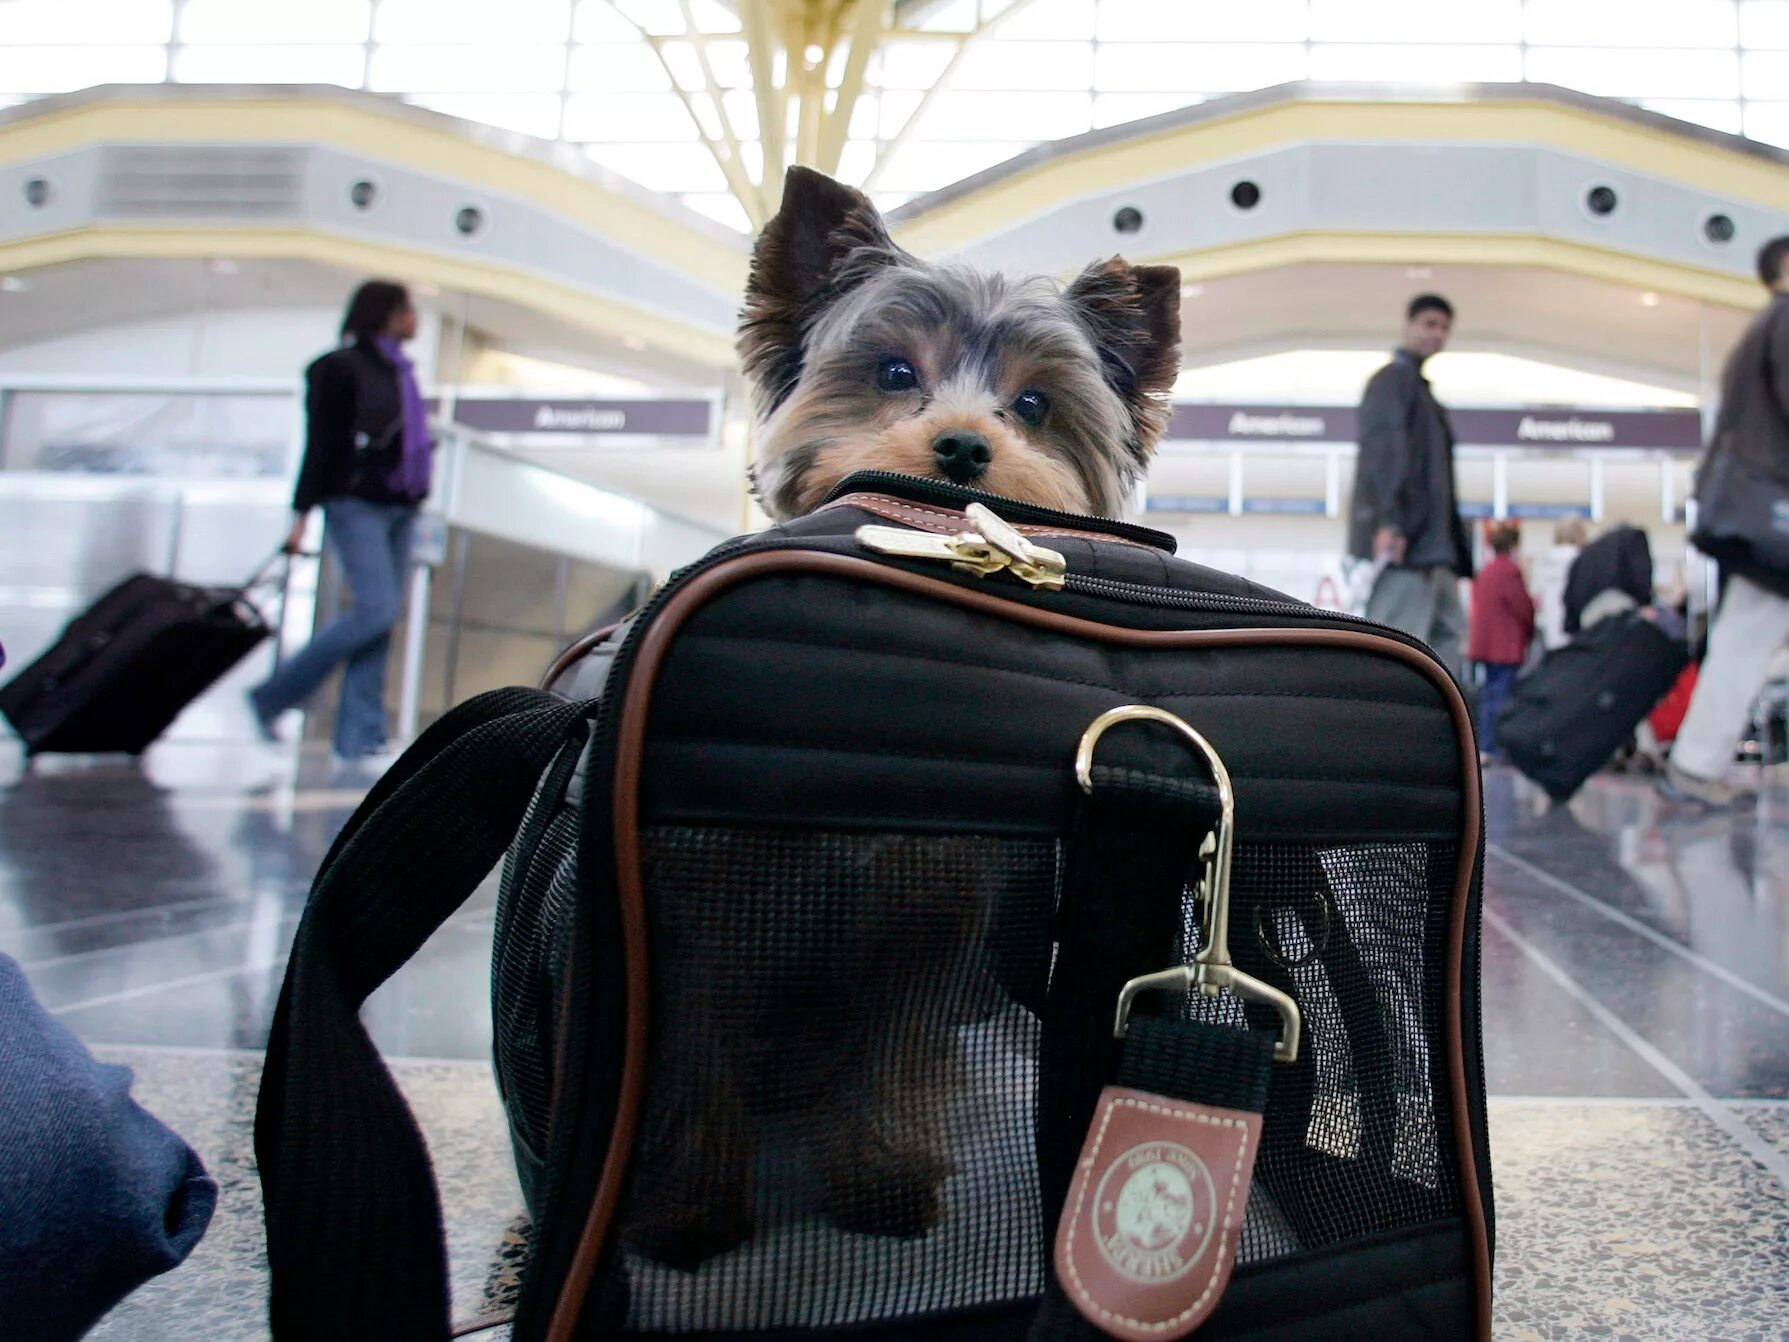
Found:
[1115,1015,1275,1115]
[1691,448,1789,599]
[1499,612,1688,800]
[1696,297,1789,596]
[0,573,268,755]
[1021,747,1288,1334]
[1198,1220,1471,1340]
[1562,526,1654,636]
[254,688,590,1340]
[640,576,1465,843]
[1036,777,1223,1220]
[292,339,420,513]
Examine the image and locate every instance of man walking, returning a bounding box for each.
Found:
[1348,294,1475,676]
[1661,236,1789,807]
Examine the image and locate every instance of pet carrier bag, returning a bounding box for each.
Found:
[256,472,1493,1341]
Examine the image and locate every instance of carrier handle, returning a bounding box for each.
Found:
[255,687,593,1340]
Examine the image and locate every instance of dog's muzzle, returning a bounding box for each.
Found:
[932,429,991,484]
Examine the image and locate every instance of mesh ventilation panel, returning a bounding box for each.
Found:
[616,826,1059,1332]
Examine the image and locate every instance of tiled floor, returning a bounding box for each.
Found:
[3,742,1788,1339]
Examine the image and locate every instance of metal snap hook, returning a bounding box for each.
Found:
[1077,705,1301,1064]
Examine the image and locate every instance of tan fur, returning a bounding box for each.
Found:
[739,167,1180,522]
[796,424,1090,517]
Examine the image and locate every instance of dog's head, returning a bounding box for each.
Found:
[739,166,1181,521]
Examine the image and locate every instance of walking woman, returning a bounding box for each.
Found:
[249,280,433,761]
[1468,522,1536,765]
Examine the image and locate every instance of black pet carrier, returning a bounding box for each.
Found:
[256,473,1493,1341]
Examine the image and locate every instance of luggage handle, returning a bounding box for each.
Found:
[225,547,316,642]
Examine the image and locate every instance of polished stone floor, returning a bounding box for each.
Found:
[2,741,1787,1340]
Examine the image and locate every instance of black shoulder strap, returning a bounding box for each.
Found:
[254,686,593,1339]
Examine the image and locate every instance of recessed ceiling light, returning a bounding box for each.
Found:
[623,334,648,351]
[0,275,28,293]
[804,44,825,65]
[1639,291,1660,306]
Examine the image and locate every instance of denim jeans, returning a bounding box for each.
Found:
[251,497,416,756]
[0,953,215,1339]
[1478,662,1520,758]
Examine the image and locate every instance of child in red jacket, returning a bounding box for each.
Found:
[1469,523,1537,763]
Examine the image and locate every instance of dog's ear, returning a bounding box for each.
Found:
[1065,258,1182,461]
[739,166,903,413]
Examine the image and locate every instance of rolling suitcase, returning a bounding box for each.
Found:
[256,472,1494,1342]
[1498,610,1689,800]
[0,555,282,756]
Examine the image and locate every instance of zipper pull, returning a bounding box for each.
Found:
[854,523,1010,578]
[965,503,1067,590]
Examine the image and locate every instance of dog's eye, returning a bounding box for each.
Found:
[876,358,919,392]
[1012,389,1050,426]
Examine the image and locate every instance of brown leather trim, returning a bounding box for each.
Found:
[548,549,1492,1341]
[540,623,620,692]
[821,492,1165,553]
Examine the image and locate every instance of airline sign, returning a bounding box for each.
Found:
[448,398,714,439]
[1167,404,1702,450]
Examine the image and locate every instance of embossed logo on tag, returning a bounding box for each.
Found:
[1056,1087,1261,1342]
[1094,1140,1216,1285]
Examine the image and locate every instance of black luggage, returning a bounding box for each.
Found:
[1498,609,1689,800]
[256,473,1494,1342]
[0,560,277,756]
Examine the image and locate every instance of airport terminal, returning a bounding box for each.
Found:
[0,2,1786,1338]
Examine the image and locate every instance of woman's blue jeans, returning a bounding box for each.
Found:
[250,497,416,757]
[1479,662,1520,759]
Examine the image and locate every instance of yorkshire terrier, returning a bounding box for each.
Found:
[742,165,1182,521]
[623,168,1182,1274]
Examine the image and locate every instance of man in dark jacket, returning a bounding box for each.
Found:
[1348,294,1475,677]
[1662,236,1789,806]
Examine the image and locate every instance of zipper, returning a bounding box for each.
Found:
[857,501,1068,588]
[821,469,1176,551]
[844,491,1429,651]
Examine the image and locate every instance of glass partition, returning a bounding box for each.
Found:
[0,389,295,477]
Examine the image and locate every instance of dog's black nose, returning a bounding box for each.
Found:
[932,430,992,483]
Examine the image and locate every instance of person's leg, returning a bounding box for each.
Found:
[1426,567,1468,682]
[1365,566,1439,645]
[1480,663,1517,758]
[332,506,417,757]
[1670,575,1789,781]
[250,499,403,728]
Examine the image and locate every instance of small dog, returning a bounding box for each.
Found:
[742,166,1183,521]
[623,169,1181,1275]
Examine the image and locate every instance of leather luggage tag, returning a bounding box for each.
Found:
[1055,1085,1261,1341]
